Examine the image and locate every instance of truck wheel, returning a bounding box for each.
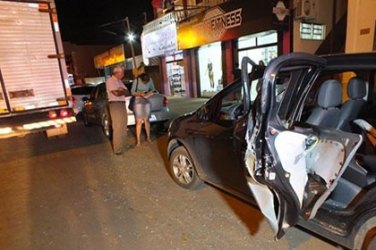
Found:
[169,146,203,190]
[102,113,112,139]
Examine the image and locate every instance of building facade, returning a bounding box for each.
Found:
[143,0,291,97]
[144,0,373,98]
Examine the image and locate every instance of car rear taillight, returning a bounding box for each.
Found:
[48,111,57,119]
[60,109,69,118]
[72,96,76,103]
[163,97,169,106]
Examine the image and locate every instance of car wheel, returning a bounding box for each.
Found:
[102,113,112,139]
[169,146,203,190]
[82,111,91,127]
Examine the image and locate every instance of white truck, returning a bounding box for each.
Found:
[0,0,75,138]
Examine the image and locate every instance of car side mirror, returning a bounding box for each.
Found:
[197,106,209,121]
[82,97,89,102]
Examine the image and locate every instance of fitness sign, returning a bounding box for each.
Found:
[177,0,279,50]
[196,7,243,42]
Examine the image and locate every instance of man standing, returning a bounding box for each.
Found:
[106,66,129,155]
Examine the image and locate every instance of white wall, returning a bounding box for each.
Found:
[293,0,334,53]
[345,0,376,53]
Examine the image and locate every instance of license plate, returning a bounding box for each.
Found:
[150,114,157,121]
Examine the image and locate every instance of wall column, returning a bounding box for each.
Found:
[345,0,376,53]
[224,40,234,85]
[160,57,170,95]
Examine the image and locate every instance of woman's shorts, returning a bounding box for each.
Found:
[134,98,151,119]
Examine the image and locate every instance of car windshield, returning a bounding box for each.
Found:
[72,86,94,95]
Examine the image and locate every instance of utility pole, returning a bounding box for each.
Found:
[125,17,137,70]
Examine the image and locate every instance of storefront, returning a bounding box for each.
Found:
[141,13,188,96]
[165,51,185,95]
[177,0,290,97]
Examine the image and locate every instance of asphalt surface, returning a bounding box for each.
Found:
[0,97,337,250]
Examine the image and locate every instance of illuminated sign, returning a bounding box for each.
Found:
[142,23,177,59]
[300,22,326,40]
[177,0,277,50]
[141,13,178,60]
[94,45,125,68]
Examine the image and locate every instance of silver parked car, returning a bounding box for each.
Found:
[71,84,96,114]
[82,82,171,137]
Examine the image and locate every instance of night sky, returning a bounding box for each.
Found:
[55,0,153,45]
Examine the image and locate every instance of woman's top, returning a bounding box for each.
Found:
[131,78,156,95]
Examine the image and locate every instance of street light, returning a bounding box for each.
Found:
[124,17,137,70]
[127,33,135,42]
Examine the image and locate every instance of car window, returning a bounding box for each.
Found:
[277,67,317,123]
[71,86,94,95]
[275,72,291,103]
[217,84,243,121]
[98,85,107,100]
[90,87,98,100]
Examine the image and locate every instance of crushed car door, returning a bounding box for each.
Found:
[243,53,363,239]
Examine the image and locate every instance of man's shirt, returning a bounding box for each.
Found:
[106,76,127,102]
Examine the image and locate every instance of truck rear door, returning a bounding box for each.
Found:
[0,0,67,114]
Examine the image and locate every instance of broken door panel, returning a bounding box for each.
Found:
[243,53,364,238]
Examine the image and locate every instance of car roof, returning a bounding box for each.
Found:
[71,84,95,89]
[321,52,376,70]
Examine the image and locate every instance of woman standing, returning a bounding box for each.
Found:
[131,73,156,146]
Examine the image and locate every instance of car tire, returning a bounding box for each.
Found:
[169,146,203,190]
[102,113,113,139]
[82,111,91,127]
[362,229,376,250]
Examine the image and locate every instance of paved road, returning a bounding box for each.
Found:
[0,98,336,250]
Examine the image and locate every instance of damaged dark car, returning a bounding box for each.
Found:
[167,52,376,249]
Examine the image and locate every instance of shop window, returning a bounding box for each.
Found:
[167,61,186,96]
[257,32,278,46]
[238,30,277,49]
[238,36,256,49]
[238,46,278,67]
[237,30,278,68]
[198,42,223,97]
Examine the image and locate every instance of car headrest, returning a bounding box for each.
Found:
[318,80,342,109]
[348,77,367,100]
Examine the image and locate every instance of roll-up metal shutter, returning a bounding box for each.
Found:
[0,1,66,113]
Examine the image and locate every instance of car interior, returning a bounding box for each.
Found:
[294,70,376,211]
[204,66,376,213]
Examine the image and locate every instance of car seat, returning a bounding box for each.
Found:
[337,77,367,132]
[306,79,342,128]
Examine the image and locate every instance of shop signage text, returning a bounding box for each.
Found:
[142,23,177,59]
[209,8,242,30]
[94,45,125,68]
[177,0,276,50]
